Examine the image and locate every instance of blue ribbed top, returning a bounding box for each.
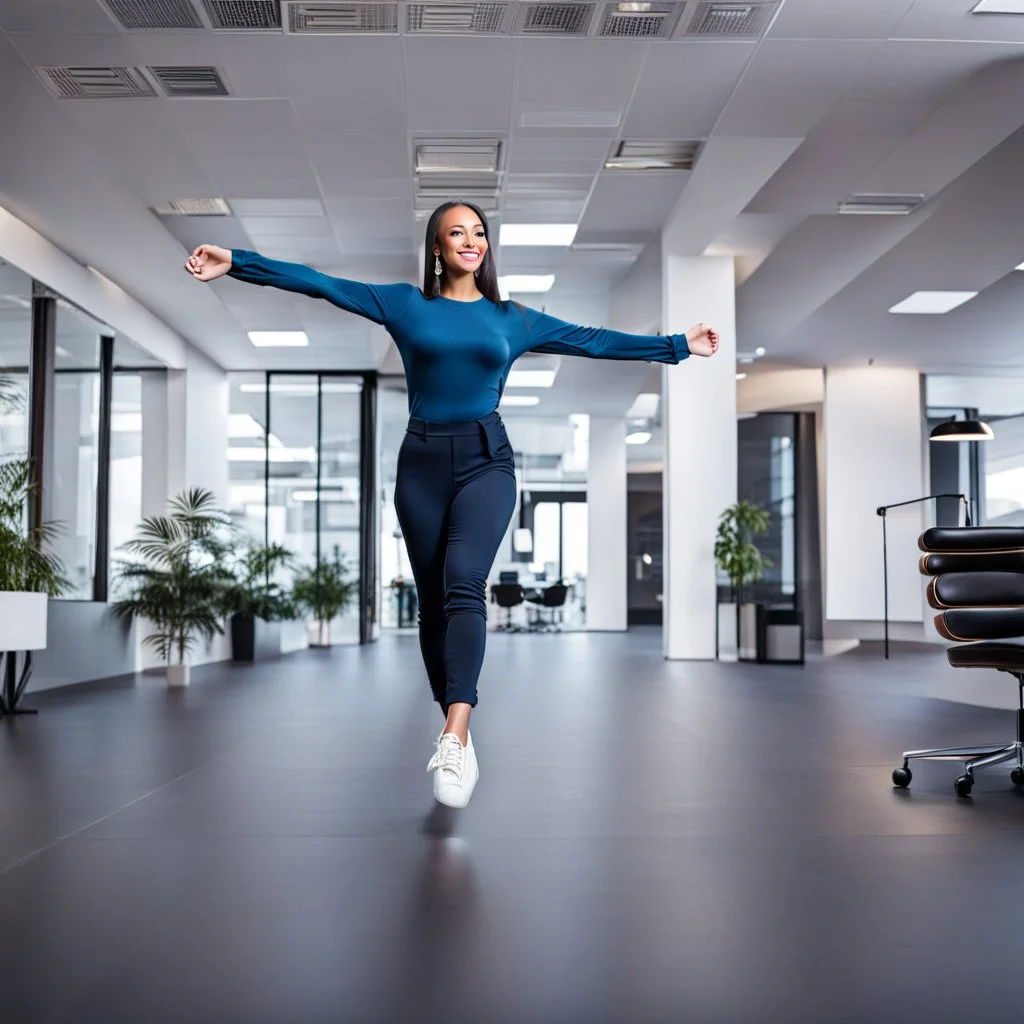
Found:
[228,249,689,423]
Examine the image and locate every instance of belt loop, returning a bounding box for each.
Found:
[477,418,494,459]
[410,416,427,441]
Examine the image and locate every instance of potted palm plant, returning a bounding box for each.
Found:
[291,545,357,648]
[714,500,771,662]
[0,457,70,714]
[112,488,234,687]
[222,541,298,662]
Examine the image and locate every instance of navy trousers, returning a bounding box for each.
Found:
[394,411,517,713]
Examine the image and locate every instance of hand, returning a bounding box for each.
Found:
[685,322,719,358]
[185,244,232,282]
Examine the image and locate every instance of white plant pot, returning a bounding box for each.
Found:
[166,662,190,688]
[0,592,48,652]
[717,603,739,663]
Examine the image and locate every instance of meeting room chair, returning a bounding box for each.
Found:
[525,582,569,632]
[893,525,1024,797]
[490,582,526,632]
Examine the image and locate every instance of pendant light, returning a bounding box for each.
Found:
[929,417,993,442]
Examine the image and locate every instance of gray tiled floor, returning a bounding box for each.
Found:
[2,630,1024,1023]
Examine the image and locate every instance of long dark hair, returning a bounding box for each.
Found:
[422,200,503,304]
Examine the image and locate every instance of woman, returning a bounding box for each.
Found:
[185,200,719,809]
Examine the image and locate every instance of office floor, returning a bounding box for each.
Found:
[2,630,1024,1023]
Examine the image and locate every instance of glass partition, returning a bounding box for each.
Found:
[50,300,103,599]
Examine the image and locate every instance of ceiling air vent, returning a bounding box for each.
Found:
[415,140,502,173]
[684,1,779,37]
[285,2,400,32]
[148,66,230,96]
[599,1,682,38]
[36,66,156,99]
[100,0,204,30]
[605,139,700,170]
[516,2,596,36]
[200,0,282,29]
[152,199,232,216]
[407,2,510,33]
[838,193,925,215]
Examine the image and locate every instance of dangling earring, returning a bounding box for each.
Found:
[434,254,442,277]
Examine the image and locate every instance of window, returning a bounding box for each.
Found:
[226,372,368,645]
[737,413,797,604]
[0,261,31,460]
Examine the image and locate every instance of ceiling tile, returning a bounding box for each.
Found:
[579,172,686,235]
[404,38,515,132]
[306,133,410,181]
[716,39,879,136]
[0,0,119,33]
[768,0,917,40]
[516,38,646,114]
[623,40,755,139]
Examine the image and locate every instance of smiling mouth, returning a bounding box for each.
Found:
[459,252,480,261]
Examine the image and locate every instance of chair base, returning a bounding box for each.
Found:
[892,672,1024,796]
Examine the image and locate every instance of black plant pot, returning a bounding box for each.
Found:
[230,615,281,663]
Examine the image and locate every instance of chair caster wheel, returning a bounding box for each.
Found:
[892,766,912,788]
[1011,768,1024,786]
[954,774,974,797]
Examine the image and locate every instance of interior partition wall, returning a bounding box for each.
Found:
[227,371,378,646]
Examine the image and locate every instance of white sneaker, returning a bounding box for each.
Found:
[427,731,478,808]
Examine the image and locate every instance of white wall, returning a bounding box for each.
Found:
[184,346,230,506]
[587,416,627,631]
[738,368,824,415]
[0,206,186,368]
[824,367,926,626]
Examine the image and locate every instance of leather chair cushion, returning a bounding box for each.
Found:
[919,526,1024,554]
[934,607,1024,642]
[920,551,1024,576]
[947,641,1024,672]
[927,572,1024,610]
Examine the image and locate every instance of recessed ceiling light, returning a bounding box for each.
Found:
[972,0,1024,13]
[238,381,360,394]
[506,369,557,388]
[888,291,978,315]
[498,275,556,297]
[626,431,652,445]
[1016,261,1024,271]
[500,395,541,407]
[499,224,578,247]
[247,331,309,347]
[736,373,747,380]
[754,346,765,357]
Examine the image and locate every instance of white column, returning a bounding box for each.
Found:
[587,416,627,631]
[662,254,737,660]
[824,367,926,639]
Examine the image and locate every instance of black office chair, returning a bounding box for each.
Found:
[893,526,1024,797]
[525,582,569,632]
[490,582,525,632]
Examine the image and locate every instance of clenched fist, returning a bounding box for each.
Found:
[185,244,232,282]
[685,323,719,358]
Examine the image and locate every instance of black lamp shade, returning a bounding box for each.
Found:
[929,419,993,442]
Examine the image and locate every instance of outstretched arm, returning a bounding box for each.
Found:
[515,307,718,362]
[185,245,413,326]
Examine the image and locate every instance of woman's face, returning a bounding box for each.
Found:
[433,206,488,276]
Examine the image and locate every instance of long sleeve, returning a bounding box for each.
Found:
[227,249,414,326]
[515,306,689,363]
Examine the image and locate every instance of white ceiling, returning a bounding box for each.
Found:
[1,0,1024,426]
